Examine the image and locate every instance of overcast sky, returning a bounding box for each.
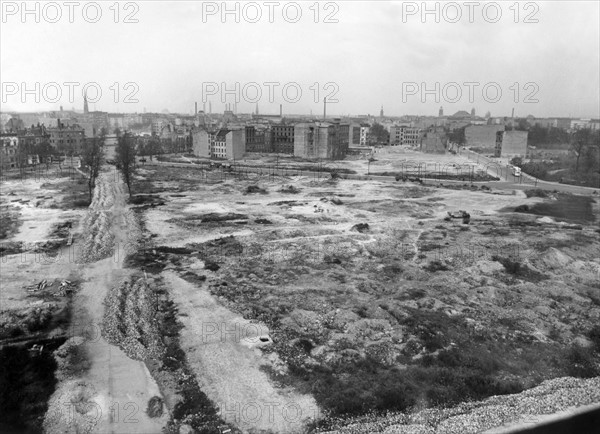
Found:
[1,1,599,118]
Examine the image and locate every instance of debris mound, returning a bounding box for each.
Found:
[351,223,370,233]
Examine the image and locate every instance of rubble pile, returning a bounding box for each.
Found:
[79,211,115,262]
[102,276,163,361]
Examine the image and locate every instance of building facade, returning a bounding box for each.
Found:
[389,125,421,146]
[465,125,505,150]
[245,126,271,153]
[421,128,447,153]
[47,122,85,154]
[495,130,528,158]
[192,128,245,160]
[293,121,349,160]
[0,133,19,170]
[270,124,295,154]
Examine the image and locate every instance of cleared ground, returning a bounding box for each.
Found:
[129,162,600,432]
[1,154,599,434]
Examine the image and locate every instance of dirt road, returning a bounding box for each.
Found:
[164,270,320,433]
[44,170,167,434]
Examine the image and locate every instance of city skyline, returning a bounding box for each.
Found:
[1,1,599,118]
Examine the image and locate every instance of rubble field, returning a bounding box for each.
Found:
[127,164,600,433]
[1,159,599,434]
[0,164,88,432]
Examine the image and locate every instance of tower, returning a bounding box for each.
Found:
[83,91,89,115]
[380,106,384,118]
[439,106,443,117]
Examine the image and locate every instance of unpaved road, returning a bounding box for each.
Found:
[45,170,167,434]
[164,270,320,433]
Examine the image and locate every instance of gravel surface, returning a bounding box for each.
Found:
[317,376,600,433]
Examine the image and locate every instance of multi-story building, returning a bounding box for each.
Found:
[495,130,528,158]
[0,133,19,170]
[465,125,505,150]
[270,124,295,154]
[389,125,421,146]
[350,124,361,146]
[293,120,349,160]
[360,124,370,146]
[47,121,85,154]
[192,128,245,160]
[420,128,447,153]
[245,125,271,153]
[18,125,50,154]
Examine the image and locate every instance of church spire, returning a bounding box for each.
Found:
[83,91,89,114]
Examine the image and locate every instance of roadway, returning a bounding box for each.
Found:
[141,159,599,196]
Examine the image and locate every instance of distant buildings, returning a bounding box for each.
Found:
[294,120,349,160]
[389,125,421,146]
[465,125,505,150]
[47,120,85,153]
[495,130,528,158]
[192,128,245,160]
[0,133,19,169]
[570,118,600,131]
[270,124,295,154]
[420,128,447,153]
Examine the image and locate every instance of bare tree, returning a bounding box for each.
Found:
[80,135,105,202]
[115,132,137,198]
[570,128,592,172]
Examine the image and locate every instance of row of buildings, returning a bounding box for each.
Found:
[192,120,351,160]
[1,121,86,169]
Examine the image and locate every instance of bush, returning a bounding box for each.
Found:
[565,345,600,378]
[146,396,163,418]
[423,260,449,272]
[524,189,549,198]
[492,256,521,274]
[245,185,268,194]
[587,325,600,352]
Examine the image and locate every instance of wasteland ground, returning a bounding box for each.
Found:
[1,151,599,433]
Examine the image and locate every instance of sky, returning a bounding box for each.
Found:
[1,1,599,118]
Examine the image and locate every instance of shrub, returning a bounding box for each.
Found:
[245,185,268,194]
[587,325,600,352]
[146,396,163,418]
[423,260,449,272]
[524,189,549,198]
[565,345,600,378]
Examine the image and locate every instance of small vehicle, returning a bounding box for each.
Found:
[512,167,522,177]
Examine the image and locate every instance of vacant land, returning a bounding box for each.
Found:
[2,158,599,434]
[126,163,600,432]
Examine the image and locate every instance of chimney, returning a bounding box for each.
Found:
[195,102,198,115]
[323,98,326,120]
[511,108,515,118]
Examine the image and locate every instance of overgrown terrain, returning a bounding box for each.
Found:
[131,165,600,430]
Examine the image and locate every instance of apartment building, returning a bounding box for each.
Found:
[389,125,421,146]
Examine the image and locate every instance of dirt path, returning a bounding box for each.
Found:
[164,270,319,433]
[44,170,167,434]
